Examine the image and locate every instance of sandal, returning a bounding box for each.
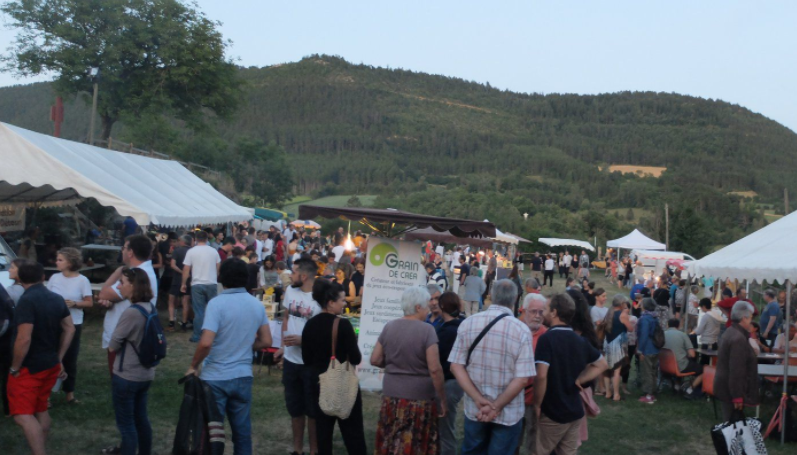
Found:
[101,446,121,454]
[66,398,81,405]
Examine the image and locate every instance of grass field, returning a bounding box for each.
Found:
[1,273,794,454]
[282,195,377,218]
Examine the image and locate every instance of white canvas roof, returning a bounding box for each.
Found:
[687,211,797,283]
[607,229,665,250]
[0,122,251,227]
[538,238,595,252]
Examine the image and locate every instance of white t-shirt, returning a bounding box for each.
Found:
[47,273,92,325]
[544,259,555,271]
[590,306,609,325]
[331,245,346,263]
[291,252,302,263]
[263,238,274,257]
[102,261,157,349]
[282,286,321,365]
[563,255,572,266]
[183,244,221,285]
[774,333,797,353]
[450,252,461,271]
[255,239,265,262]
[688,294,699,316]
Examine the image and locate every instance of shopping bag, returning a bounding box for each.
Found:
[711,410,767,455]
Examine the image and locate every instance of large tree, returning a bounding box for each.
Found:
[1,0,240,139]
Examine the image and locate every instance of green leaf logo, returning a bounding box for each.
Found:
[369,243,398,267]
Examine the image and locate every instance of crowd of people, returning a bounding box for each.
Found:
[1,228,797,454]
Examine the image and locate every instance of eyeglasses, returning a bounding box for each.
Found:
[526,309,544,316]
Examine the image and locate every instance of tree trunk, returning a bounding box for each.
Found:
[101,115,116,141]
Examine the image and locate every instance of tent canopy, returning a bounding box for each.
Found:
[607,229,665,250]
[687,210,797,283]
[493,227,518,245]
[298,205,496,238]
[404,227,493,248]
[0,122,251,227]
[538,238,595,252]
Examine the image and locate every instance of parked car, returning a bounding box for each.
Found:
[630,249,696,278]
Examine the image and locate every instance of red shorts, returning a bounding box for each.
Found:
[8,365,61,416]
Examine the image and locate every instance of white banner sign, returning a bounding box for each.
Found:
[356,237,427,391]
[0,206,25,231]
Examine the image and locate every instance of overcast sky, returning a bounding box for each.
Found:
[1,1,795,132]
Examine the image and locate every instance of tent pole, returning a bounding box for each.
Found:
[782,280,792,445]
[681,273,690,333]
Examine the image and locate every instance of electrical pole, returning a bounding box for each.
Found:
[785,188,789,216]
[665,203,669,250]
[50,97,63,138]
[88,67,100,145]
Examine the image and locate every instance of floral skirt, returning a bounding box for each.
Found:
[374,396,439,455]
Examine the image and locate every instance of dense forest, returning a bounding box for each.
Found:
[2,54,796,256]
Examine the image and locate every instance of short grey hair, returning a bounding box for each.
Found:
[642,297,656,312]
[470,267,480,277]
[524,292,546,309]
[401,286,431,316]
[491,279,518,309]
[524,277,540,290]
[611,294,628,308]
[730,301,754,323]
[690,285,699,294]
[180,234,193,245]
[426,283,443,297]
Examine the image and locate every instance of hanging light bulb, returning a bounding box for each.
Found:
[345,234,354,251]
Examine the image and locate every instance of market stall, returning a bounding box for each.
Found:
[607,229,666,251]
[687,212,797,444]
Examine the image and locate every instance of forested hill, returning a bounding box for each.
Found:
[2,54,797,255]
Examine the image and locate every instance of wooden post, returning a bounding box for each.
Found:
[785,188,789,215]
[89,82,98,145]
[107,137,113,149]
[665,203,669,250]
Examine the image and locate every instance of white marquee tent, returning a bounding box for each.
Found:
[538,238,595,252]
[0,122,251,227]
[687,214,796,441]
[607,229,666,251]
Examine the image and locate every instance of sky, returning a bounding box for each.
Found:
[1,1,796,132]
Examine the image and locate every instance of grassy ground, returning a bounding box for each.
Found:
[1,273,794,454]
[282,195,376,218]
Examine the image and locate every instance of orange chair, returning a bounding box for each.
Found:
[703,365,717,419]
[659,348,696,392]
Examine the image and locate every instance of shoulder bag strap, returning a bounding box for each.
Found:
[330,317,340,360]
[466,313,510,367]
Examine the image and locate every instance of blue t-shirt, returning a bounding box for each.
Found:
[535,325,601,424]
[123,217,139,236]
[630,283,644,300]
[200,288,269,381]
[760,301,783,335]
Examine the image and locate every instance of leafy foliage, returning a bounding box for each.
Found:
[1,0,241,139]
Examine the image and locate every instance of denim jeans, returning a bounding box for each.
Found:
[112,375,152,455]
[461,417,523,455]
[205,377,253,455]
[190,284,218,341]
[439,379,465,455]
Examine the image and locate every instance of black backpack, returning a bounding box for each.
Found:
[652,318,666,350]
[120,303,167,370]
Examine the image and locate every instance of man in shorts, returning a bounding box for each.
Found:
[9,262,75,455]
[169,235,193,331]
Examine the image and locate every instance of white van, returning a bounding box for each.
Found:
[630,249,696,277]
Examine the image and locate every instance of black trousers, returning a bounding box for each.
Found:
[315,388,367,455]
[62,324,82,393]
[700,342,717,365]
[0,351,9,416]
[622,344,637,384]
[543,270,554,286]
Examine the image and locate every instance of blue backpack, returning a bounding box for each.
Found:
[120,303,167,370]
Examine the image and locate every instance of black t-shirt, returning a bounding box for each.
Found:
[459,263,471,281]
[158,241,173,277]
[15,283,70,374]
[653,287,670,307]
[246,262,260,292]
[301,313,362,378]
[531,257,542,271]
[535,325,601,424]
[437,318,462,381]
[0,284,14,354]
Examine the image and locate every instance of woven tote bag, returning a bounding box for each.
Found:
[318,318,360,419]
